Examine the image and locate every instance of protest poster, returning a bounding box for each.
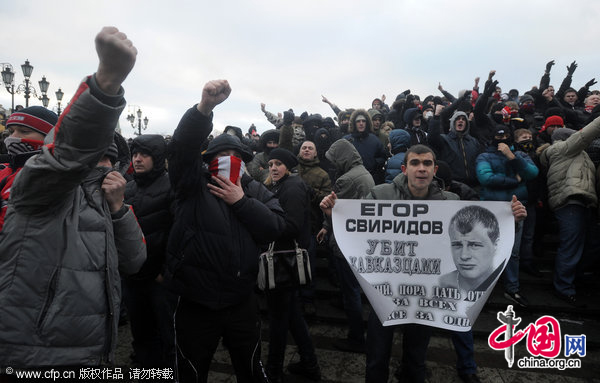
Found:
[331,199,515,332]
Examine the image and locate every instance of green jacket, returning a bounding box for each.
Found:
[296,156,332,233]
[247,151,269,183]
[367,173,459,201]
[539,117,600,210]
[323,139,374,250]
[326,139,375,200]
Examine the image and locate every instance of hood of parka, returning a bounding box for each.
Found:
[347,109,374,137]
[325,138,363,175]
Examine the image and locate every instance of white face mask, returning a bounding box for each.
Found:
[424,111,434,120]
[4,136,44,156]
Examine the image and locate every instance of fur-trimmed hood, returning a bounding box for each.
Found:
[347,109,374,136]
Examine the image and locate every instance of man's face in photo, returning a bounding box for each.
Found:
[449,222,496,281]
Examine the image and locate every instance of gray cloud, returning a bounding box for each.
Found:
[1,0,599,137]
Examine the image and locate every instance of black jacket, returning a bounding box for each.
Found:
[165,107,285,309]
[125,135,172,280]
[428,114,483,187]
[268,174,311,251]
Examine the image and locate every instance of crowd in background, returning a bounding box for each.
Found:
[1,38,599,383]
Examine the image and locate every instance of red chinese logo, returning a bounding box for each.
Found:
[489,305,561,367]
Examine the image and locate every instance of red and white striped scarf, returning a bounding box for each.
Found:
[209,155,245,184]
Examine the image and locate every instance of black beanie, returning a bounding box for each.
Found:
[268,148,298,170]
[203,134,254,163]
[104,142,119,164]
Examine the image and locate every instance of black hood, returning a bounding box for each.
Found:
[131,134,167,184]
[223,125,244,141]
[259,129,280,155]
[203,133,254,164]
[313,127,332,160]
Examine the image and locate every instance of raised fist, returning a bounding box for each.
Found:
[95,26,137,94]
[197,80,232,116]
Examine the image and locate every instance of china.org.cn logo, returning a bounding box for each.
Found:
[487,305,585,370]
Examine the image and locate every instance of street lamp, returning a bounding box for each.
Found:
[1,63,15,112]
[0,60,52,111]
[55,88,64,115]
[127,106,149,136]
[38,76,50,107]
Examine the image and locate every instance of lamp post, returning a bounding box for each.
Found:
[55,88,64,115]
[38,76,50,108]
[127,107,149,136]
[1,60,52,111]
[1,63,15,112]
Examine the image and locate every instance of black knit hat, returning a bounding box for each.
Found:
[519,94,534,105]
[203,134,254,163]
[268,148,298,170]
[322,117,335,129]
[6,106,58,136]
[104,142,119,164]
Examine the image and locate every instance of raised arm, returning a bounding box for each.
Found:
[556,61,577,100]
[168,80,231,190]
[322,95,342,116]
[540,60,554,91]
[11,26,136,213]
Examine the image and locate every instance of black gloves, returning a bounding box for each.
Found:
[566,61,578,76]
[585,78,597,89]
[283,109,294,124]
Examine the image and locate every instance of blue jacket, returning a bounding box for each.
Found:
[344,109,388,178]
[385,129,411,183]
[476,146,539,202]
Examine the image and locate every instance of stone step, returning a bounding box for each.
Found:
[259,280,600,349]
[205,319,599,382]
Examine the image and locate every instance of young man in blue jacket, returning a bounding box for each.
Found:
[476,127,539,307]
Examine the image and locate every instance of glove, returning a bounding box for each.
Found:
[283,109,294,124]
[545,60,555,73]
[485,80,499,95]
[566,61,577,76]
[585,78,597,88]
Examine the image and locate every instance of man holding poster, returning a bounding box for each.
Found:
[320,144,527,383]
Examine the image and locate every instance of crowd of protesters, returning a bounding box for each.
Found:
[0,26,599,383]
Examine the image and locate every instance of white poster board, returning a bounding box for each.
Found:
[331,199,515,332]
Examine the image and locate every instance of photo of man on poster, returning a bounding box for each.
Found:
[438,205,507,298]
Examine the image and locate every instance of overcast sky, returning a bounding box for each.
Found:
[1,0,599,138]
